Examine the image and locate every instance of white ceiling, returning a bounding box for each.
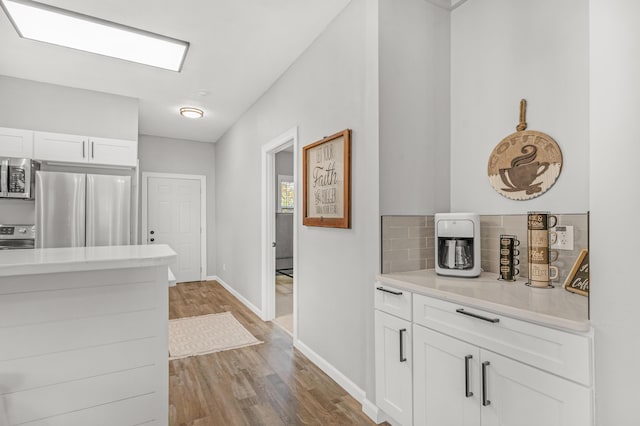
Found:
[0,0,351,143]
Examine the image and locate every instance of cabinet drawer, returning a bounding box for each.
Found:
[413,294,592,386]
[374,283,411,320]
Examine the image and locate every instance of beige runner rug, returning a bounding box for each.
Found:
[168,312,262,360]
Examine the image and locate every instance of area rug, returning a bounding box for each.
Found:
[168,312,262,360]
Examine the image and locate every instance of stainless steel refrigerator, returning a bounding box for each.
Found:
[35,171,131,248]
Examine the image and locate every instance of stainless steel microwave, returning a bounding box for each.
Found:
[0,158,40,199]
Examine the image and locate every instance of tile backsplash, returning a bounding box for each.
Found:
[382,213,589,287]
[382,216,435,273]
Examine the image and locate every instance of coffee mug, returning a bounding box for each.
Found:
[528,212,558,230]
[529,264,559,287]
[498,235,520,281]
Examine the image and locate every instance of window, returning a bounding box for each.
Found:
[278,175,294,213]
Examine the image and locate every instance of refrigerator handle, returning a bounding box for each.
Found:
[0,160,7,195]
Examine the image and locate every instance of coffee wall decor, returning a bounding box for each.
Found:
[487,99,563,200]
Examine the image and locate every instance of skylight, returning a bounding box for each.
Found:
[1,0,189,72]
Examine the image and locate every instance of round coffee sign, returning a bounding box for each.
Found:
[487,100,563,201]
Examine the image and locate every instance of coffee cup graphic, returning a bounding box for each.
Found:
[499,145,550,195]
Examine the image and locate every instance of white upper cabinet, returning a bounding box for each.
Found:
[34,131,137,167]
[0,127,34,158]
[88,137,137,167]
[34,131,87,163]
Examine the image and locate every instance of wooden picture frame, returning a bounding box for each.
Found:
[563,249,589,296]
[302,129,351,228]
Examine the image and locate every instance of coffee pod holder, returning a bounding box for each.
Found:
[526,211,558,289]
[498,234,520,281]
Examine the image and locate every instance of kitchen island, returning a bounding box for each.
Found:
[0,245,175,426]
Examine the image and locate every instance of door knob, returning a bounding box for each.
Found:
[150,238,155,242]
[150,230,155,235]
[272,242,276,247]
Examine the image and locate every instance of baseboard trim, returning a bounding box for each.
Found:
[209,276,381,423]
[362,398,387,424]
[211,275,264,319]
[294,339,366,404]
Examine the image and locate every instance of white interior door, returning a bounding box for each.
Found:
[147,176,201,283]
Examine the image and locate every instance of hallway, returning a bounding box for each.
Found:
[168,280,377,425]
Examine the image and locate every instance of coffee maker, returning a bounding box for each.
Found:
[435,213,481,277]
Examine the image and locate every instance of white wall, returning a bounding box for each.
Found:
[215,0,379,396]
[0,75,138,140]
[590,1,640,424]
[0,75,138,225]
[450,0,589,214]
[138,135,216,275]
[379,0,450,215]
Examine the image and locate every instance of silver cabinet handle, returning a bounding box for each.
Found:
[456,308,499,323]
[399,328,407,362]
[465,355,473,397]
[82,141,86,158]
[482,361,491,406]
[91,141,95,158]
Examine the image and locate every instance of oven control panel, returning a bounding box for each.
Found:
[0,225,35,239]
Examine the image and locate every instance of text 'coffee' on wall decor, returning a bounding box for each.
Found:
[302,129,351,228]
[487,99,563,201]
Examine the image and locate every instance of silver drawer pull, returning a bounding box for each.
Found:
[376,286,403,296]
[482,361,491,406]
[464,355,473,398]
[456,308,499,323]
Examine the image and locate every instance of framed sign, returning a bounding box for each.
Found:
[563,249,589,296]
[302,129,351,228]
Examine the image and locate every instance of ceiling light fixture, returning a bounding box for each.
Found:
[0,0,189,71]
[179,107,204,119]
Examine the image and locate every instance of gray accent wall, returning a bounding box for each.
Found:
[138,135,216,277]
[450,0,589,214]
[215,0,379,396]
[379,0,450,215]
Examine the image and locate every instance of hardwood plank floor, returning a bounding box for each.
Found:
[169,280,380,426]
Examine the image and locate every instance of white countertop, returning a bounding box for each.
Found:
[0,244,176,277]
[377,269,590,332]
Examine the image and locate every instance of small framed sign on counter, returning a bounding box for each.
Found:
[563,249,589,296]
[302,129,351,228]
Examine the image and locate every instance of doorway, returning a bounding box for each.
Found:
[261,127,298,338]
[142,172,206,283]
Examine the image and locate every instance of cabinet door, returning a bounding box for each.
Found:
[375,310,412,426]
[0,127,33,158]
[480,350,592,426]
[34,132,87,163]
[414,325,480,426]
[88,138,137,167]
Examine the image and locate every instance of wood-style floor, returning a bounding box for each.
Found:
[168,280,379,426]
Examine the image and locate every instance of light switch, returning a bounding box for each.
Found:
[551,226,574,250]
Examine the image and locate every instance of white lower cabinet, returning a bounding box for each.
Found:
[481,349,591,426]
[413,325,592,426]
[413,325,480,426]
[375,310,413,426]
[374,284,594,426]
